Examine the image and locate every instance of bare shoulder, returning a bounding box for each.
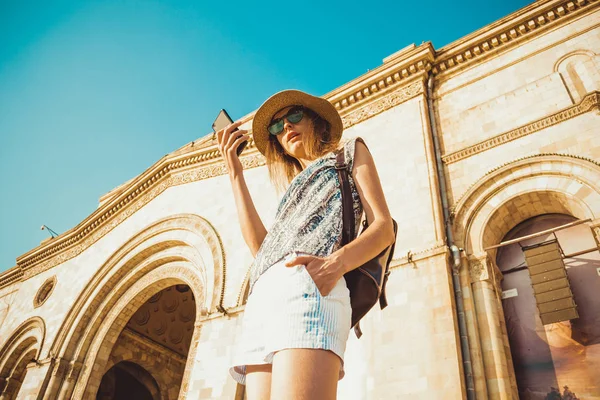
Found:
[353,138,375,172]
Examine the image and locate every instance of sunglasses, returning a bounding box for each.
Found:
[268,106,305,135]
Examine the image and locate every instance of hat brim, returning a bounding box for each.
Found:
[252,90,343,156]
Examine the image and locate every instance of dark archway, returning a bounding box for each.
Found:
[497,213,600,399]
[97,361,159,400]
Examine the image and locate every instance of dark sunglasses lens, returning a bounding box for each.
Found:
[268,120,284,135]
[288,110,303,124]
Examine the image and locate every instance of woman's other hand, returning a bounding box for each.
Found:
[285,254,346,297]
[216,121,249,179]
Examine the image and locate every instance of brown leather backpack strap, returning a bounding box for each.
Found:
[354,322,363,339]
[335,149,355,245]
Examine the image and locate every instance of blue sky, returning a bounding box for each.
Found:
[0,0,532,272]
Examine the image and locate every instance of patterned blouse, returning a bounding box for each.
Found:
[248,137,365,293]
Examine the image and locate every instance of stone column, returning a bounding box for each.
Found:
[56,361,82,400]
[0,375,23,400]
[468,254,514,400]
[11,360,51,400]
[41,357,70,400]
[183,314,242,400]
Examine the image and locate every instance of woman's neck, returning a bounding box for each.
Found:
[298,157,314,170]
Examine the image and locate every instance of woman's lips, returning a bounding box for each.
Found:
[287,132,301,142]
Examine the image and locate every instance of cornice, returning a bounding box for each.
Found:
[326,43,434,116]
[13,150,266,280]
[432,0,599,78]
[0,266,23,289]
[442,90,600,164]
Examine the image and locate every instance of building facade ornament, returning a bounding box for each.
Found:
[433,0,599,78]
[468,254,498,283]
[442,90,600,164]
[341,81,424,129]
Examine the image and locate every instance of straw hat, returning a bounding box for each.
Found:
[252,89,343,156]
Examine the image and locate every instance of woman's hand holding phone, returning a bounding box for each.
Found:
[216,121,249,179]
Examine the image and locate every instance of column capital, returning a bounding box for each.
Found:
[468,253,503,285]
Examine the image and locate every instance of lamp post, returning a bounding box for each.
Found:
[40,225,59,238]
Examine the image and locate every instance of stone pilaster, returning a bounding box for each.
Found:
[41,357,71,400]
[56,360,82,400]
[0,375,23,399]
[468,254,513,400]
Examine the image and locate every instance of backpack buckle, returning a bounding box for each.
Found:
[335,162,347,170]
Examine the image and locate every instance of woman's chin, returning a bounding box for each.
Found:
[286,141,305,157]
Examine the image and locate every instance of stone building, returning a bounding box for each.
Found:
[1,0,599,398]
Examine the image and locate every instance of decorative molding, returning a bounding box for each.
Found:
[0,267,23,289]
[451,153,600,215]
[341,81,424,129]
[433,0,600,77]
[442,91,600,164]
[469,255,492,282]
[390,242,448,268]
[9,154,260,282]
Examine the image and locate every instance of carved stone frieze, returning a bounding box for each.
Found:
[332,55,432,114]
[0,267,23,288]
[442,91,600,164]
[433,0,599,77]
[341,81,424,129]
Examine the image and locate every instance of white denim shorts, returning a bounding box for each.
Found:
[229,252,352,385]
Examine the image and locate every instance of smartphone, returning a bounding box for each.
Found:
[212,109,247,156]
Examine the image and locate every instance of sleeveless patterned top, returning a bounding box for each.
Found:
[248,137,365,293]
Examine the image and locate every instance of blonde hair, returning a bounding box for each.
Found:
[264,107,339,193]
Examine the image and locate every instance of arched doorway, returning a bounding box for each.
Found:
[98,284,196,400]
[497,214,600,399]
[45,214,224,399]
[452,154,600,398]
[96,284,197,399]
[0,317,45,400]
[97,361,159,400]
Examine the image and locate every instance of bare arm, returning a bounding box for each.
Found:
[334,139,396,273]
[216,122,267,256]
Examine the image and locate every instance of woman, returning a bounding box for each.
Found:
[218,90,395,399]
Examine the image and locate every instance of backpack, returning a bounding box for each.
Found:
[335,147,398,338]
